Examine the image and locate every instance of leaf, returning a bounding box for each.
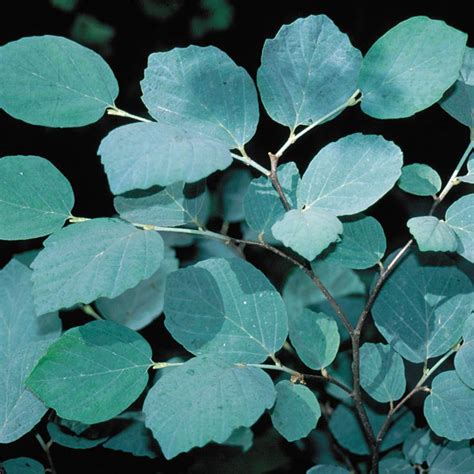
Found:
[360,343,406,403]
[0,260,61,444]
[323,215,386,269]
[270,381,321,442]
[402,428,438,465]
[326,351,353,402]
[95,248,178,330]
[424,370,474,441]
[359,17,467,119]
[329,404,414,455]
[257,15,361,130]
[0,35,118,127]
[71,14,115,48]
[440,47,474,128]
[307,466,349,474]
[31,218,164,314]
[297,133,403,215]
[99,122,231,194]
[407,216,459,252]
[164,257,288,363]
[141,45,259,148]
[143,355,276,459]
[0,156,74,240]
[220,169,253,223]
[46,422,107,449]
[289,309,340,370]
[0,458,45,473]
[398,164,442,196]
[243,162,300,238]
[454,313,474,388]
[379,455,413,473]
[372,251,473,363]
[223,427,254,452]
[428,441,474,473]
[459,152,474,184]
[27,320,152,424]
[446,194,474,263]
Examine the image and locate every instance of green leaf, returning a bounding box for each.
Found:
[243,162,299,238]
[0,35,118,127]
[289,309,340,370]
[359,17,467,119]
[379,455,413,473]
[372,251,473,363]
[440,47,474,128]
[71,14,115,48]
[27,320,152,424]
[298,134,402,215]
[99,122,231,194]
[0,458,45,474]
[424,370,474,441]
[0,156,74,240]
[49,0,78,12]
[31,218,164,314]
[454,313,474,388]
[459,152,474,184]
[220,169,253,223]
[360,343,406,403]
[164,257,288,363]
[0,260,61,444]
[407,216,458,252]
[143,355,276,459]
[326,351,353,402]
[307,466,349,474]
[141,45,259,148]
[223,427,254,452]
[402,428,438,465]
[272,208,343,260]
[323,215,386,269]
[257,15,361,130]
[270,380,321,442]
[329,404,414,455]
[428,441,474,473]
[398,164,442,196]
[46,421,107,449]
[446,194,474,263]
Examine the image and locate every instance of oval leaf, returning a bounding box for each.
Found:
[407,216,459,252]
[31,218,164,315]
[428,441,474,473]
[454,314,474,388]
[402,429,438,466]
[446,194,474,263]
[0,35,118,127]
[0,458,45,474]
[220,169,253,223]
[141,45,259,148]
[398,164,442,196]
[359,17,467,119]
[0,156,74,241]
[298,133,403,215]
[164,257,288,363]
[27,321,152,424]
[257,15,361,130]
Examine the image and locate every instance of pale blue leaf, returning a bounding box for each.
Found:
[407,216,458,252]
[220,169,253,222]
[222,427,253,452]
[379,456,413,473]
[359,17,467,119]
[271,381,320,442]
[446,194,474,263]
[459,152,474,184]
[99,122,231,194]
[326,351,353,402]
[402,428,438,465]
[0,35,118,127]
[298,133,403,215]
[0,458,44,473]
[141,45,259,148]
[372,251,473,363]
[428,441,474,473]
[454,313,474,388]
[398,164,442,196]
[143,355,276,459]
[164,257,288,363]
[31,218,164,314]
[0,156,74,241]
[257,15,361,129]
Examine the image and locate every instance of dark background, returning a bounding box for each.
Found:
[0,1,471,472]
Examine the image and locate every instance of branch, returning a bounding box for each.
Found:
[230,151,271,177]
[107,106,152,123]
[35,433,56,474]
[268,152,291,211]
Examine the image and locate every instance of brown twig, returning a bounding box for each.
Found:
[268,152,291,211]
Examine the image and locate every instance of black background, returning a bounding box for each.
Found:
[0,1,471,472]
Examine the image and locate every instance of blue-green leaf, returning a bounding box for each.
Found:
[141,45,259,148]
[243,162,300,238]
[446,194,474,263]
[428,441,474,473]
[379,455,413,473]
[454,313,474,388]
[31,218,164,314]
[359,17,467,119]
[398,164,442,196]
[307,466,349,474]
[323,215,386,269]
[272,208,343,260]
[0,458,44,473]
[46,422,107,449]
[440,48,474,128]
[223,427,254,452]
[360,343,406,403]
[164,258,288,363]
[257,15,361,130]
[289,309,339,370]
[424,370,474,441]
[372,251,473,363]
[220,169,253,223]
[27,321,152,424]
[407,216,458,252]
[0,35,118,127]
[271,381,320,442]
[99,122,231,194]
[0,156,74,241]
[143,356,276,459]
[326,351,353,402]
[459,152,474,184]
[402,428,438,465]
[298,134,402,215]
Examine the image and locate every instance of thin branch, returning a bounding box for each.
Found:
[106,106,152,123]
[268,152,291,211]
[80,304,103,320]
[35,433,56,474]
[230,152,271,176]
